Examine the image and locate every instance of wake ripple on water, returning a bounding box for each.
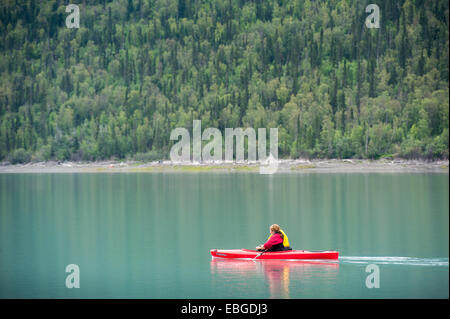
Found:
[339,256,449,267]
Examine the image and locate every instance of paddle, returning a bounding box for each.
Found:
[254,249,266,260]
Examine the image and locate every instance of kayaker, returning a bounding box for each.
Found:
[256,224,292,251]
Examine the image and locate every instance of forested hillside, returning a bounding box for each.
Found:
[0,0,448,163]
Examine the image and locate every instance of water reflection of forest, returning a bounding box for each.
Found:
[211,259,339,298]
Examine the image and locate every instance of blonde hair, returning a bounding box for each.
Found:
[270,224,284,238]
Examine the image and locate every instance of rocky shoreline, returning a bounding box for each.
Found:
[0,158,448,173]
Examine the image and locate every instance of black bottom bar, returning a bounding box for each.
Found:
[1,299,448,317]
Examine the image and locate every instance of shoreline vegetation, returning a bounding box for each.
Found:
[0,1,448,166]
[1,158,448,173]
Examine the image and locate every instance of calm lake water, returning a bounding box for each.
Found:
[0,172,448,298]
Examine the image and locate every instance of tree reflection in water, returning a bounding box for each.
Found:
[210,258,339,298]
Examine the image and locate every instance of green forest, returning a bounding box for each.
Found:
[0,0,448,163]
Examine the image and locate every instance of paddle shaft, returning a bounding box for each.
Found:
[254,250,266,259]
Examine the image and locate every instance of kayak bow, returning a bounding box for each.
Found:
[211,249,339,260]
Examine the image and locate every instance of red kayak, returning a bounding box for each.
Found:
[210,249,339,260]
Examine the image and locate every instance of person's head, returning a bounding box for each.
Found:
[270,224,284,238]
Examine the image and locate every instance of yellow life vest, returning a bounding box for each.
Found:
[267,229,290,247]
